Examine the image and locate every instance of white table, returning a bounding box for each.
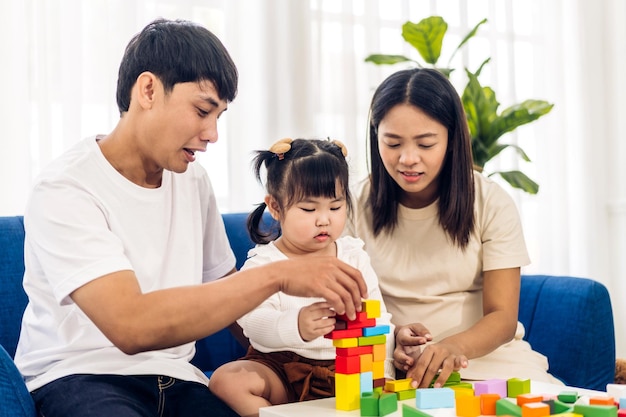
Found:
[259,381,607,417]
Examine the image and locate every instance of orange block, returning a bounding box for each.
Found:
[517,394,544,406]
[360,353,373,373]
[521,402,550,417]
[372,343,386,362]
[589,396,615,406]
[480,393,501,415]
[456,395,481,417]
[372,360,385,379]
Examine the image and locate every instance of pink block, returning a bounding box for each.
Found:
[473,379,508,398]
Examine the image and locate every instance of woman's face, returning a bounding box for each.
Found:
[377,103,448,208]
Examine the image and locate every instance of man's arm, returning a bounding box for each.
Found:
[71,257,367,355]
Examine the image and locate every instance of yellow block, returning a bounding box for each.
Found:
[335,373,360,411]
[372,360,385,379]
[450,386,475,397]
[385,378,413,392]
[362,299,381,318]
[333,337,358,348]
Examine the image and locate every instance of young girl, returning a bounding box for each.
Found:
[209,138,395,416]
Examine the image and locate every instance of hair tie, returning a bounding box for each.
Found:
[269,138,293,160]
[332,139,348,157]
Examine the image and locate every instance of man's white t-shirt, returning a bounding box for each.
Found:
[15,136,236,391]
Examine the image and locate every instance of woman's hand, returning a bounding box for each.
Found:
[297,301,337,341]
[393,323,433,374]
[405,341,468,388]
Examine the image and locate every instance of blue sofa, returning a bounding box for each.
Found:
[0,214,616,416]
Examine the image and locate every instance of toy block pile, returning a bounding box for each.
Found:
[324,299,390,411]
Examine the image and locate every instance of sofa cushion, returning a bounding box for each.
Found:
[0,344,35,417]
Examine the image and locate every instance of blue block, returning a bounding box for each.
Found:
[415,387,455,409]
[362,325,391,337]
[360,371,373,394]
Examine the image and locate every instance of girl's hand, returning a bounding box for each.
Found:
[393,323,433,372]
[406,341,468,388]
[298,301,337,341]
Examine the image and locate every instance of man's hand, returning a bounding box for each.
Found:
[276,257,367,320]
[298,301,336,341]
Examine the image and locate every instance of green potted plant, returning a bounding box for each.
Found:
[365,16,553,194]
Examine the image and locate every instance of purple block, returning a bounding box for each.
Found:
[473,379,507,398]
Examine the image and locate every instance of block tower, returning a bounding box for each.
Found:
[324,299,390,411]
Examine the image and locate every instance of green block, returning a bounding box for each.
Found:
[573,404,618,417]
[396,389,416,401]
[379,392,398,416]
[359,334,387,346]
[506,378,530,398]
[361,392,380,416]
[373,386,384,395]
[446,381,473,389]
[557,391,579,404]
[552,399,574,414]
[496,398,522,417]
[429,371,462,387]
[402,403,432,417]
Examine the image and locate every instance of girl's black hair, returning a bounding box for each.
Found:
[248,139,352,244]
[367,68,475,248]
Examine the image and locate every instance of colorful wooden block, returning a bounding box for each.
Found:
[557,391,579,404]
[363,325,391,337]
[337,312,377,329]
[362,299,381,319]
[517,394,544,406]
[507,378,531,398]
[372,343,386,362]
[620,397,626,409]
[552,399,574,414]
[360,392,380,417]
[590,397,616,406]
[618,409,626,417]
[573,404,618,417]
[358,334,386,346]
[336,345,373,356]
[335,372,361,411]
[372,360,385,379]
[521,402,550,417]
[379,392,398,416]
[336,355,361,374]
[385,378,413,392]
[415,387,455,409]
[402,403,432,417]
[450,385,475,397]
[456,394,481,417]
[360,353,373,372]
[481,393,501,415]
[333,337,358,348]
[360,371,374,394]
[496,398,522,417]
[397,389,416,401]
[373,378,386,388]
[325,328,363,339]
[474,379,507,397]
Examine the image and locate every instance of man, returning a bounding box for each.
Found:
[15,18,366,417]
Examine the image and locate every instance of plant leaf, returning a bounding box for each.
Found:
[364,54,414,65]
[448,18,488,65]
[493,170,539,194]
[463,68,500,150]
[488,100,554,144]
[402,17,447,65]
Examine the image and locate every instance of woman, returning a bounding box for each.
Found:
[351,68,561,388]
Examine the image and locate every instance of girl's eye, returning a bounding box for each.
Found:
[197,108,209,117]
[330,206,343,211]
[300,207,315,212]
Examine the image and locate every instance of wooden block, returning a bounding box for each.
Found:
[385,378,413,392]
[450,386,475,397]
[507,378,531,398]
[573,404,619,417]
[372,360,384,379]
[336,355,361,374]
[372,343,386,362]
[402,403,432,417]
[557,391,579,404]
[415,387,455,409]
[360,371,374,394]
[337,312,377,329]
[362,299,381,318]
[481,393,501,415]
[360,392,380,417]
[396,389,416,401]
[373,378,386,388]
[474,379,508,397]
[521,402,550,417]
[363,325,391,337]
[325,328,363,339]
[496,398,522,417]
[590,397,616,406]
[379,392,398,416]
[360,353,373,372]
[359,334,386,346]
[336,345,373,357]
[456,394,481,417]
[335,373,360,411]
[333,337,358,348]
[517,394,544,406]
[552,399,574,414]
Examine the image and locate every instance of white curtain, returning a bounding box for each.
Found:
[1,0,624,357]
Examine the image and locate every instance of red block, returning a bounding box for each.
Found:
[373,377,386,388]
[337,312,377,329]
[336,355,361,374]
[324,328,363,339]
[335,345,373,357]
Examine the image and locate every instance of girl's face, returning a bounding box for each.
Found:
[377,103,448,209]
[267,185,347,257]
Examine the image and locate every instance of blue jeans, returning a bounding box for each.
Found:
[32,374,240,417]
